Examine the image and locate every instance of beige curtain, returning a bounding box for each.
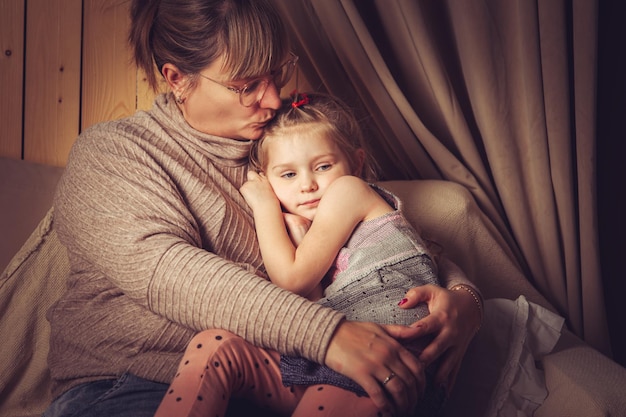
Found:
[274,0,611,355]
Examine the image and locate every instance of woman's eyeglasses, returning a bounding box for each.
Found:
[199,52,299,107]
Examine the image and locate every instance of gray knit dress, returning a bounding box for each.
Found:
[281,185,442,405]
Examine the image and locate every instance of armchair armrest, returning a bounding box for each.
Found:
[379,179,552,308]
[536,330,626,417]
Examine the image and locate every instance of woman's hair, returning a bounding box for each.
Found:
[129,0,288,91]
[250,92,378,182]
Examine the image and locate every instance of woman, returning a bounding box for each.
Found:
[44,1,482,417]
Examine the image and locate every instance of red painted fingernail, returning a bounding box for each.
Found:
[398,298,408,306]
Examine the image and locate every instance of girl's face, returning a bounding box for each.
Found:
[181,56,283,140]
[263,129,354,221]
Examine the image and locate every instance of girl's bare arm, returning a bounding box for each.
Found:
[241,174,391,297]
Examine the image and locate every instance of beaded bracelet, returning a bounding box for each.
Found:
[451,284,483,332]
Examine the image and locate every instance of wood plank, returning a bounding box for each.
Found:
[0,0,25,159]
[82,0,136,130]
[23,0,82,166]
[136,67,161,111]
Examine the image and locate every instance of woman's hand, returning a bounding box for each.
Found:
[324,320,426,416]
[387,283,481,395]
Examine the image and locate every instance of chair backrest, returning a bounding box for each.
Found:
[0,208,69,416]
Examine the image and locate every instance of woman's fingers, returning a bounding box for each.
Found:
[398,284,437,309]
[324,320,425,416]
[432,346,463,392]
[395,283,481,393]
[380,343,426,413]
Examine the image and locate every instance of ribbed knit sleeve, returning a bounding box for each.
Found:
[48,94,344,395]
[439,255,480,294]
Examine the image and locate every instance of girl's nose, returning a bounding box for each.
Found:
[300,176,318,192]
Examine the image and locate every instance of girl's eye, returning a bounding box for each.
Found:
[281,172,296,179]
[317,164,332,171]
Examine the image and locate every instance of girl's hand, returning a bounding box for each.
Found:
[387,284,481,395]
[325,320,426,416]
[240,171,278,211]
[283,212,311,247]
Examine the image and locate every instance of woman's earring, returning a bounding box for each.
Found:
[175,95,185,104]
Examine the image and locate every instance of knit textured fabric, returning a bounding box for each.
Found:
[47,93,344,399]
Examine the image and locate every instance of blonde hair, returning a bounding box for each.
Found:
[129,0,288,92]
[250,93,378,181]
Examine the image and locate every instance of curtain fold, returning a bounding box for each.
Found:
[570,0,606,351]
[274,0,610,354]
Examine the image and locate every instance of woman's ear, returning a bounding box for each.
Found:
[162,63,189,101]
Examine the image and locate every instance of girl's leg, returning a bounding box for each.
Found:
[292,384,392,417]
[155,329,299,417]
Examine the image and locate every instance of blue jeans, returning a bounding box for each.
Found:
[43,373,167,417]
[42,372,278,417]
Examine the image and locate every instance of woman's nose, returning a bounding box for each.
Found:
[259,82,282,110]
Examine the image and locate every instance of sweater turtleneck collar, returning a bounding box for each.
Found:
[151,92,254,168]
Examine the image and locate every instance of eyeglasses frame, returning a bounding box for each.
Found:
[198,52,299,107]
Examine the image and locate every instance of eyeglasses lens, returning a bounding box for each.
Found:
[240,57,297,107]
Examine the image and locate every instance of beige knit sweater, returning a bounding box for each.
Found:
[48,93,475,399]
[48,93,343,398]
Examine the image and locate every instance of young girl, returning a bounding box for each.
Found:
[155,93,480,417]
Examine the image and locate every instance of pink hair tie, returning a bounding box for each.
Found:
[291,91,309,108]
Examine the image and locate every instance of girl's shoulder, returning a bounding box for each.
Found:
[328,176,399,203]
[328,175,370,191]
[325,176,378,202]
[323,176,394,220]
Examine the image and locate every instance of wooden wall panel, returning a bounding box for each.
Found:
[0,0,25,159]
[23,0,82,167]
[0,0,313,167]
[136,68,161,111]
[81,0,138,131]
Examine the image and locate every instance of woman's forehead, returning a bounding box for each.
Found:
[221,48,287,81]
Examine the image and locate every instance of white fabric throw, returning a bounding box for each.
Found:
[444,296,565,417]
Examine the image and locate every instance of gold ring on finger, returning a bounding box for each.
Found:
[382,372,396,386]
